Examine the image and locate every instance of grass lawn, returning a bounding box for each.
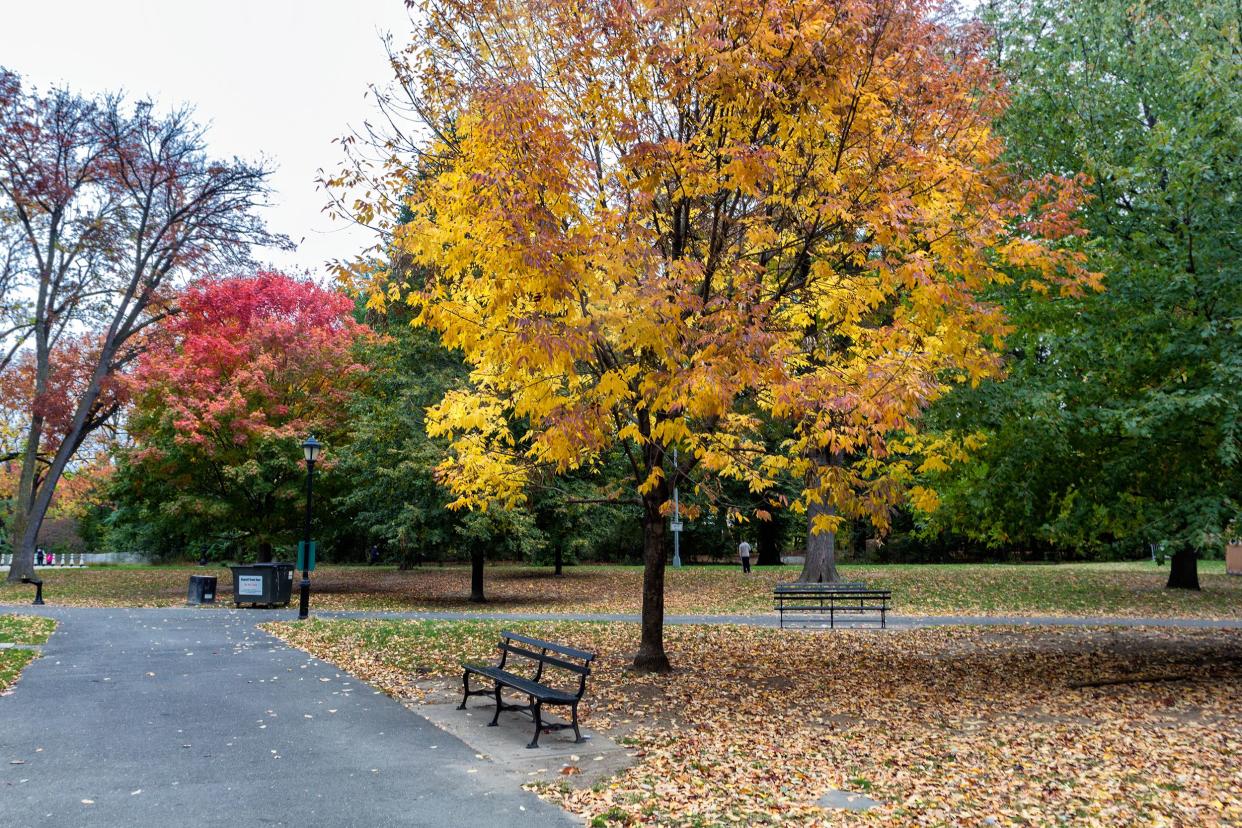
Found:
[0,613,55,692]
[1,560,1238,619]
[267,618,1242,826]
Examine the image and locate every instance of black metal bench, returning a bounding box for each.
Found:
[459,630,595,748]
[774,582,891,628]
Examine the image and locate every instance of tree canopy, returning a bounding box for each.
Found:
[111,272,369,560]
[918,0,1241,587]
[332,0,1094,669]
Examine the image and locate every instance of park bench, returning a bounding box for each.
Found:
[774,581,891,629]
[458,630,595,749]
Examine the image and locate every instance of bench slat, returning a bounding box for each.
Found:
[499,643,590,675]
[463,665,578,703]
[774,581,867,592]
[501,630,595,662]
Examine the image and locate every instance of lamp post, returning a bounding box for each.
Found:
[671,447,682,568]
[299,436,323,620]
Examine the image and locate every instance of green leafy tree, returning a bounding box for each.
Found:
[922,0,1242,587]
[331,300,554,601]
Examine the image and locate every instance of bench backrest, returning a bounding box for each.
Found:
[496,631,595,696]
[774,581,868,592]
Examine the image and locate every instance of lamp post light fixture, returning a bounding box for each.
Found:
[299,436,324,620]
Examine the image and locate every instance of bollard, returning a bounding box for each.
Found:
[21,576,45,605]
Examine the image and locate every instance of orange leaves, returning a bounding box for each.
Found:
[348,0,1102,546]
[270,618,1242,827]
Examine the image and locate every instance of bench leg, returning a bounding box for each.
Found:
[458,670,471,710]
[527,700,543,749]
[488,684,503,727]
[571,702,583,743]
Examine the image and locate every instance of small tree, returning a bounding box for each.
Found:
[114,273,369,559]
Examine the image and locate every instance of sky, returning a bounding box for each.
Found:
[0,0,414,278]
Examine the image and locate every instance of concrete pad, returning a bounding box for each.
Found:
[817,789,882,811]
[411,697,635,789]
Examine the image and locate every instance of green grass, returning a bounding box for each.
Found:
[0,613,55,645]
[0,614,55,691]
[0,649,36,690]
[1,560,1237,618]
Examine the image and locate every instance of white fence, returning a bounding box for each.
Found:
[0,552,88,567]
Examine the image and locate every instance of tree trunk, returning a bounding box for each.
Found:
[7,344,114,584]
[1166,546,1200,590]
[797,497,841,583]
[469,548,486,602]
[797,450,842,584]
[257,540,274,563]
[554,547,563,577]
[633,488,671,673]
[756,511,783,566]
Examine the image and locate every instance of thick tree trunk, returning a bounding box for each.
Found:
[797,450,842,584]
[797,497,841,583]
[1166,546,1200,590]
[633,488,671,673]
[469,548,486,602]
[257,540,274,563]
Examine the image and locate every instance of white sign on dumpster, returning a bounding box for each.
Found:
[238,575,263,596]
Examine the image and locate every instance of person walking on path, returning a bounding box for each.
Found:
[738,539,752,574]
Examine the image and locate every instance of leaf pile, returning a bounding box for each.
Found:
[267,619,1242,826]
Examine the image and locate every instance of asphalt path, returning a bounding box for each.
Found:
[318,609,1242,630]
[0,607,574,827]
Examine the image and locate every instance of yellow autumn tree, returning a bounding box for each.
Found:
[333,0,1094,671]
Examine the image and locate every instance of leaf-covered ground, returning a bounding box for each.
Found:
[266,619,1242,826]
[0,613,55,691]
[2,561,1239,619]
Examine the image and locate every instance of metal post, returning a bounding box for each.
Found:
[671,448,682,568]
[299,458,314,619]
[22,577,44,605]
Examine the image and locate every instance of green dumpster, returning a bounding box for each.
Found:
[230,562,295,608]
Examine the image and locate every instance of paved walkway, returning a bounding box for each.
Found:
[0,607,573,827]
[320,609,1242,630]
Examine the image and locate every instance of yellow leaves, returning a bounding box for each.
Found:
[637,465,664,496]
[341,0,1101,522]
[908,485,941,513]
[594,369,631,405]
[810,511,844,535]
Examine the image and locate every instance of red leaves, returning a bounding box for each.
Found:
[127,271,370,451]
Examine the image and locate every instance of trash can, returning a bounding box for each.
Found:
[230,562,295,608]
[187,574,218,605]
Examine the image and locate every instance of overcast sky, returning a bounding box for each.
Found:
[0,0,413,278]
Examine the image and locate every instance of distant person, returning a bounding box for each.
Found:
[368,545,380,565]
[35,548,44,566]
[738,539,751,574]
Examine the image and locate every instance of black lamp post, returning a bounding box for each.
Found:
[299,435,323,620]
